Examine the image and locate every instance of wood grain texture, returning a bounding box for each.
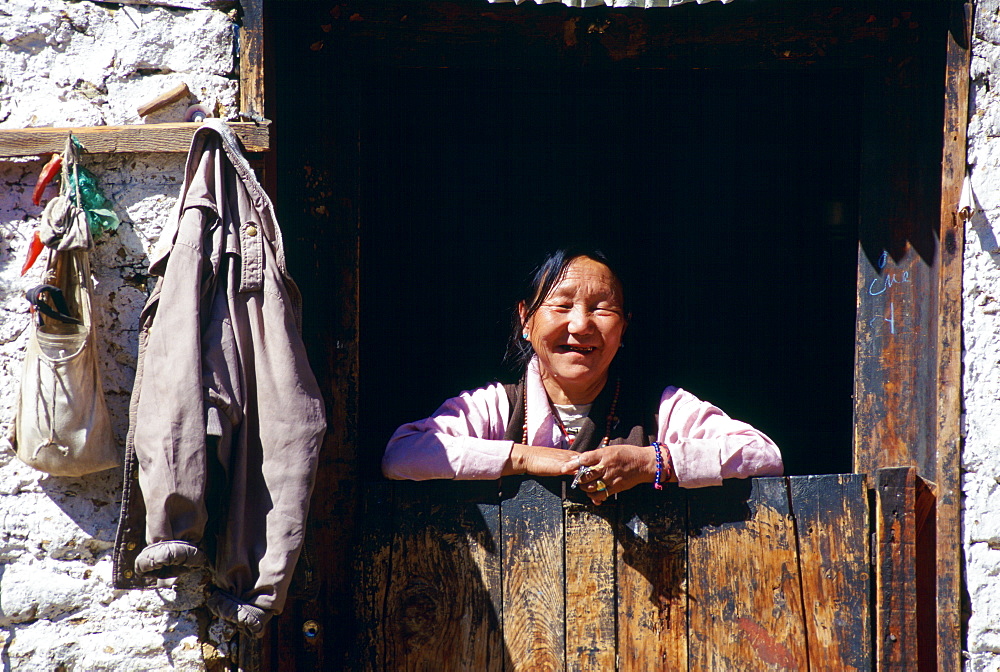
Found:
[501,478,565,672]
[239,0,266,119]
[852,2,953,480]
[876,467,919,671]
[354,476,894,671]
[352,482,394,672]
[564,501,616,672]
[688,478,808,671]
[275,36,357,667]
[136,82,191,117]
[789,474,872,671]
[936,4,971,670]
[615,488,687,671]
[381,485,504,672]
[464,492,506,672]
[0,122,269,156]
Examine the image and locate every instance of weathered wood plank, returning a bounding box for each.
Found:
[853,52,943,478]
[379,482,504,671]
[852,1,952,481]
[316,1,945,73]
[239,0,266,120]
[615,488,687,671]
[936,3,971,670]
[564,500,616,672]
[688,478,808,671]
[876,467,919,671]
[136,82,191,118]
[0,122,270,157]
[789,474,871,671]
[501,478,565,672]
[352,482,394,672]
[467,491,506,672]
[279,37,357,669]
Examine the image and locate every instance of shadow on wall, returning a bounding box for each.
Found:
[966,183,1000,266]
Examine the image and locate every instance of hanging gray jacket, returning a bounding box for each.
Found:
[113,120,326,636]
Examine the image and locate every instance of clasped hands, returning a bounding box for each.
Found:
[504,442,674,505]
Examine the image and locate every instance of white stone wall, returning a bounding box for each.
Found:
[0,1,238,669]
[967,1,1000,670]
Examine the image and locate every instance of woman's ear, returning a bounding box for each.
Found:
[517,301,528,327]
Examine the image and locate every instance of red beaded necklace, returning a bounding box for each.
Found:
[521,378,621,449]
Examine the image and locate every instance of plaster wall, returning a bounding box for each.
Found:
[966,1,1000,669]
[0,1,238,669]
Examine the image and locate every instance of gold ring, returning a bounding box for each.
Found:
[595,479,607,492]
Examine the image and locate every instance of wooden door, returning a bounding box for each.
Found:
[263,1,969,669]
[355,474,875,671]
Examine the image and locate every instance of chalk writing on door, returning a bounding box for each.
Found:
[868,251,909,336]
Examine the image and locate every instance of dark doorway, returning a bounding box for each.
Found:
[267,3,964,668]
[355,66,860,477]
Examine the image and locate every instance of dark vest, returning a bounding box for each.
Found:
[502,375,652,450]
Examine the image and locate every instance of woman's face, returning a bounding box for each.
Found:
[520,256,627,404]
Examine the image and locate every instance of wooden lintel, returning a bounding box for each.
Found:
[115,0,236,9]
[0,122,270,158]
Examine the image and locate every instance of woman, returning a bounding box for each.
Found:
[382,249,782,504]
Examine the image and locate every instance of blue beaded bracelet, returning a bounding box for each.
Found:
[652,441,664,490]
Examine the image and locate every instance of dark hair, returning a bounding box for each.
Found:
[505,247,629,371]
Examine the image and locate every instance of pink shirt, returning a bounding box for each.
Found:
[382,358,783,488]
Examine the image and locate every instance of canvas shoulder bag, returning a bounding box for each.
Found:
[11,139,119,476]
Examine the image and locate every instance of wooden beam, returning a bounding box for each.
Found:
[0,122,270,157]
[364,483,504,670]
[351,482,394,671]
[239,0,266,120]
[116,0,236,9]
[564,501,616,671]
[616,489,687,671]
[789,474,872,671]
[501,478,565,672]
[687,478,808,671]
[852,1,952,479]
[935,2,971,669]
[306,0,941,72]
[875,467,920,671]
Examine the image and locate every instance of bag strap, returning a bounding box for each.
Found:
[25,284,83,326]
[40,135,96,330]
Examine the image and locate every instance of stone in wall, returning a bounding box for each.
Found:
[0,0,239,128]
[0,1,243,669]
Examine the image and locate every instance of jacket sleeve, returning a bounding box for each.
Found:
[656,386,783,489]
[382,383,514,481]
[132,205,217,544]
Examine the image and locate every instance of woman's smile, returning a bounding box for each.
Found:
[520,257,627,405]
[557,344,597,354]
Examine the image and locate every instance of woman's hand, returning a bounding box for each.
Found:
[573,445,674,505]
[503,443,582,477]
